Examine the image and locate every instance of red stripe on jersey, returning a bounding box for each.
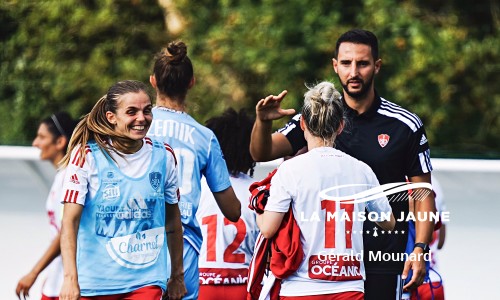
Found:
[71,148,89,168]
[71,150,80,166]
[164,143,177,166]
[82,148,91,167]
[63,189,79,203]
[145,137,152,145]
[76,154,86,167]
[71,190,79,203]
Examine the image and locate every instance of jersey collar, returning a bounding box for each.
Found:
[342,90,382,119]
[154,106,187,115]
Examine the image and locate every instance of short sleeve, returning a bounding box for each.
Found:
[204,135,231,193]
[61,146,91,206]
[164,144,180,204]
[405,125,433,177]
[265,166,292,213]
[277,114,307,156]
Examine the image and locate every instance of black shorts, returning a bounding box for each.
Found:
[365,274,404,300]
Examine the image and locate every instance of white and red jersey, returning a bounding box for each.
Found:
[61,138,179,295]
[42,169,66,297]
[265,147,393,296]
[196,173,259,286]
[61,137,179,206]
[428,176,447,283]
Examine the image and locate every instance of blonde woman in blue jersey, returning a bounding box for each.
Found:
[148,41,241,299]
[58,80,186,300]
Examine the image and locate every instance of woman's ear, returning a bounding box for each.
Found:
[149,75,157,88]
[337,120,345,135]
[188,76,196,89]
[55,135,68,151]
[299,116,306,131]
[106,111,117,126]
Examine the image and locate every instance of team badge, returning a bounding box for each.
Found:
[149,172,162,191]
[378,134,390,148]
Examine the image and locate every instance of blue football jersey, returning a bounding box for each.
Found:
[148,107,231,251]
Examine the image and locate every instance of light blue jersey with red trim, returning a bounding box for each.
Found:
[149,107,231,252]
[76,139,171,295]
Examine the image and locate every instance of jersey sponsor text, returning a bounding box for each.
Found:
[199,268,248,285]
[308,254,363,281]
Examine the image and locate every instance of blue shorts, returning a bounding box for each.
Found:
[166,239,199,300]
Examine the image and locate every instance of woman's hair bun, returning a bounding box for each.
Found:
[166,41,187,64]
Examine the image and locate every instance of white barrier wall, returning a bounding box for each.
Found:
[0,146,498,299]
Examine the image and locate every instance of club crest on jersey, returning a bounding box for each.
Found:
[149,172,162,191]
[378,134,390,148]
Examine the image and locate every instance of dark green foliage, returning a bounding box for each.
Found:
[1,0,498,157]
[0,0,168,144]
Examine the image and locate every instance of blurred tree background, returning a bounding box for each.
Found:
[0,0,498,157]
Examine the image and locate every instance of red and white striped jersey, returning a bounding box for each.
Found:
[42,169,66,297]
[196,173,259,285]
[61,138,178,206]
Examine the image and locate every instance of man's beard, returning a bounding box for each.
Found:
[340,73,374,100]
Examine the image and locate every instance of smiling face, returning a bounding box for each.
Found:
[106,91,153,141]
[333,42,381,101]
[32,123,65,165]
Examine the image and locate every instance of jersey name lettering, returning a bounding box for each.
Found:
[150,119,195,145]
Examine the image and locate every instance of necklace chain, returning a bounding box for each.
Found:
[156,106,186,115]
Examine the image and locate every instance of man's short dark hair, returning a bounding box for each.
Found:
[335,29,379,60]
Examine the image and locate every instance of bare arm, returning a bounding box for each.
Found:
[213,186,241,222]
[411,173,436,244]
[164,203,187,300]
[16,233,61,299]
[402,173,436,291]
[250,90,296,162]
[375,213,396,232]
[256,211,286,239]
[59,203,83,300]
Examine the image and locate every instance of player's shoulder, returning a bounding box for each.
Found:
[277,113,302,135]
[334,148,364,163]
[377,97,424,132]
[145,137,178,165]
[182,116,216,140]
[68,143,93,168]
[277,151,311,170]
[334,148,375,174]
